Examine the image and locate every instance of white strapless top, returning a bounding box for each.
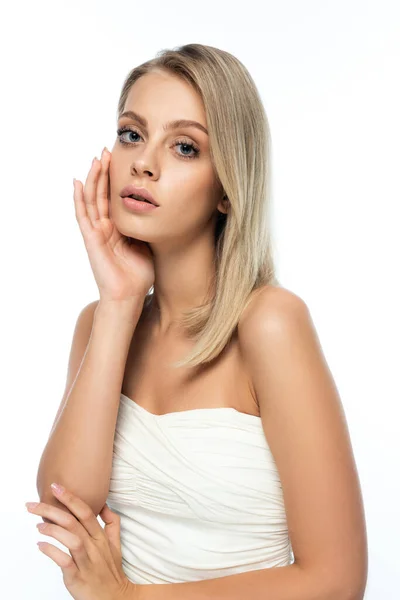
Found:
[105,393,294,584]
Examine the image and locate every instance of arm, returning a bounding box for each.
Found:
[36,298,144,520]
[134,562,352,600]
[134,287,368,600]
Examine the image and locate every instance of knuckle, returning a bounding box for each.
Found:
[65,515,76,529]
[62,490,72,502]
[72,538,84,551]
[64,556,75,569]
[80,507,94,522]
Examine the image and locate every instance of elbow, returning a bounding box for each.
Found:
[38,491,104,525]
[38,493,74,524]
[317,579,366,600]
[328,570,368,600]
[300,563,367,600]
[338,557,368,600]
[335,585,365,600]
[341,588,367,600]
[341,576,368,600]
[37,476,107,520]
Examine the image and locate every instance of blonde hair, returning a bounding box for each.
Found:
[116,43,280,369]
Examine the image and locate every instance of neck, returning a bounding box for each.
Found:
[146,232,217,336]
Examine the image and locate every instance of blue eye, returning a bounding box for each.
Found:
[116,126,200,160]
[117,128,141,144]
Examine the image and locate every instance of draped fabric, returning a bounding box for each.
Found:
[106,393,294,584]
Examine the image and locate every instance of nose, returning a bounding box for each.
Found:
[131,160,154,177]
[130,146,158,178]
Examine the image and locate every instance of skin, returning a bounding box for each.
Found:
[26,484,131,599]
[26,71,367,600]
[109,69,229,337]
[26,291,368,599]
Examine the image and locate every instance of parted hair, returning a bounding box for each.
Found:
[116,43,280,369]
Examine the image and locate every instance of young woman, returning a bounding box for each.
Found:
[29,44,368,599]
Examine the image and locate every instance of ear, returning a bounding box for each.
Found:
[217,194,230,215]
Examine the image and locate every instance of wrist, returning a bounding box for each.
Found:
[96,298,145,326]
[120,580,146,600]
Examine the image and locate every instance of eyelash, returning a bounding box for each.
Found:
[116,126,200,160]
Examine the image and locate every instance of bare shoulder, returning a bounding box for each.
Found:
[237,284,308,406]
[237,284,368,595]
[238,284,308,345]
[237,283,333,420]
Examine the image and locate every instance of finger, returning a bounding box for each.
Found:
[83,156,101,225]
[73,178,96,240]
[37,541,79,577]
[37,522,91,570]
[108,172,115,221]
[99,504,123,565]
[27,500,88,540]
[97,147,111,220]
[28,499,95,564]
[50,484,104,540]
[99,503,119,527]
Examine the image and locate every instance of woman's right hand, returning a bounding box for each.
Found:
[73,147,155,304]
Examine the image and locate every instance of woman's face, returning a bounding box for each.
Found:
[109,69,226,248]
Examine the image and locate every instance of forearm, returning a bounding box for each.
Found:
[135,563,355,600]
[36,299,143,515]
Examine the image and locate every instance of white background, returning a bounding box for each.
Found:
[1,1,399,598]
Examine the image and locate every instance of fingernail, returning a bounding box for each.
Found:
[51,482,64,494]
[26,502,39,509]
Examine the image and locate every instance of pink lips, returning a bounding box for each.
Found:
[120,185,158,206]
[122,196,158,213]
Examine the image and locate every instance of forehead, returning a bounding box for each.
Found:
[123,70,206,127]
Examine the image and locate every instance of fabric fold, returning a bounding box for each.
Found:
[106,393,294,584]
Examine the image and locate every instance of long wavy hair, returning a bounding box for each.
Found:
[116,43,280,369]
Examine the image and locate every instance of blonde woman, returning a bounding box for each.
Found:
[27,44,368,599]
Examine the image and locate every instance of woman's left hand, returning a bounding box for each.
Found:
[26,483,137,600]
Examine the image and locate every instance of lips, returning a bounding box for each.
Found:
[120,185,158,206]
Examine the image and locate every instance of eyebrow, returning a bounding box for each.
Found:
[118,110,208,136]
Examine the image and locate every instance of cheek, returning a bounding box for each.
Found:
[166,161,217,203]
[162,185,219,237]
[166,188,216,225]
